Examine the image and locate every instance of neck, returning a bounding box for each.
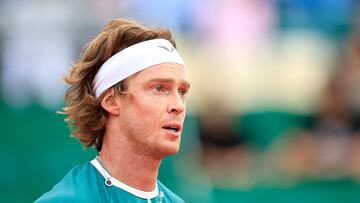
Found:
[99,134,162,192]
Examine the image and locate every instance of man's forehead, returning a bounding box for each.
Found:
[133,63,187,81]
[145,62,185,72]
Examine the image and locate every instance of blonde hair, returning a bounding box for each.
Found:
[61,18,176,151]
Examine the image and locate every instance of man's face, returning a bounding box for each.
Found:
[118,63,190,159]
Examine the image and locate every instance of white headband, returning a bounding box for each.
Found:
[92,39,185,97]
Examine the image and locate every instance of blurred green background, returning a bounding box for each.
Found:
[1,0,360,202]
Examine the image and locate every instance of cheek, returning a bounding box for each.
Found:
[131,95,163,124]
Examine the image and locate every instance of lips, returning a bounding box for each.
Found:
[162,123,182,133]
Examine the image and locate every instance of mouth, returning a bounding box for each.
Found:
[162,124,182,133]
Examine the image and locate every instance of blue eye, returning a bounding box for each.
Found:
[154,85,164,92]
[179,89,188,96]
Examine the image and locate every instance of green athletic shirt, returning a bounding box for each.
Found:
[35,158,185,203]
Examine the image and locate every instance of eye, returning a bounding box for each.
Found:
[154,85,165,93]
[179,89,188,96]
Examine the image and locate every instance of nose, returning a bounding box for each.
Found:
[167,92,185,115]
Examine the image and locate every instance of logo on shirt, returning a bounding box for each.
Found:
[158,45,174,52]
[158,191,164,203]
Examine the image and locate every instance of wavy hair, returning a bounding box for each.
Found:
[61,19,176,151]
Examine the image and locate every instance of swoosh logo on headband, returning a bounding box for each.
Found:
[158,45,174,52]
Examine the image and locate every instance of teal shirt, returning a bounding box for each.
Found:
[35,159,184,203]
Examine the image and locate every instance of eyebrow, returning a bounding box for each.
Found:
[146,78,191,88]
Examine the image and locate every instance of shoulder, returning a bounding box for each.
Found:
[157,181,185,203]
[35,161,100,203]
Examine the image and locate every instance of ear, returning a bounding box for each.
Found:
[100,89,120,116]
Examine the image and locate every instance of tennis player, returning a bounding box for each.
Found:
[35,18,189,203]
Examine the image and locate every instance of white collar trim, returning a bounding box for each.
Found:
[90,158,159,199]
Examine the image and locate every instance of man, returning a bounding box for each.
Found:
[35,18,190,203]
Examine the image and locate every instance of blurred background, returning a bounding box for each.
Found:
[1,0,360,202]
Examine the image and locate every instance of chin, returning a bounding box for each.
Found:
[167,146,180,155]
[158,142,180,157]
[164,145,180,155]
